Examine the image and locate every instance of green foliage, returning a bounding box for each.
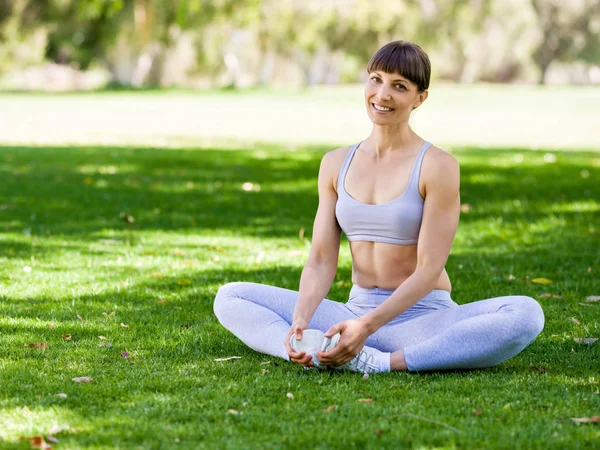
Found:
[531,0,600,83]
[0,0,599,85]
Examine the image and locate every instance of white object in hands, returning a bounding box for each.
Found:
[289,329,339,368]
[290,328,378,374]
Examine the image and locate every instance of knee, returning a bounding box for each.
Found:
[513,296,545,344]
[213,282,246,321]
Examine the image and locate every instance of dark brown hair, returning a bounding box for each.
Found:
[366,41,431,92]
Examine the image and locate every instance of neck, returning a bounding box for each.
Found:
[365,124,420,157]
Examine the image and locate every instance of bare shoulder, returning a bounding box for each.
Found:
[422,145,459,178]
[421,145,460,194]
[321,145,351,168]
[319,145,353,192]
[423,145,459,172]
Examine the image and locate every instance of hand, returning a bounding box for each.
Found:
[284,322,314,367]
[316,319,370,367]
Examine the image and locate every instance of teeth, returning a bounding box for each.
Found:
[373,104,393,111]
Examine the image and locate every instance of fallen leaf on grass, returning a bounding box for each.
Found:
[77,314,83,322]
[61,334,72,341]
[102,311,116,318]
[48,424,72,434]
[20,436,52,450]
[172,249,186,255]
[25,343,48,349]
[227,409,239,415]
[261,369,270,375]
[286,392,294,399]
[121,352,130,359]
[45,436,58,444]
[157,299,168,305]
[322,405,336,413]
[48,323,55,329]
[532,278,552,285]
[586,296,600,302]
[357,398,373,403]
[98,343,112,348]
[151,273,164,278]
[363,373,369,380]
[98,336,107,340]
[570,416,600,423]
[55,394,67,398]
[574,338,598,344]
[214,356,241,362]
[260,361,270,365]
[72,377,92,383]
[570,317,581,325]
[538,293,562,299]
[120,323,130,328]
[473,408,483,416]
[120,212,135,223]
[177,279,192,285]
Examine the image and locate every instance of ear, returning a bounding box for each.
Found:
[414,89,429,109]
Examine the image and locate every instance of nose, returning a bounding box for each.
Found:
[376,83,392,101]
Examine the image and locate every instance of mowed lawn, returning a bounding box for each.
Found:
[0,89,599,449]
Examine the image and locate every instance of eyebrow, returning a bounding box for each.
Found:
[373,72,408,83]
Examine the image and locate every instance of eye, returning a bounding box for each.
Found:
[395,84,406,90]
[370,76,381,82]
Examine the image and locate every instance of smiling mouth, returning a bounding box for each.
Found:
[372,103,394,112]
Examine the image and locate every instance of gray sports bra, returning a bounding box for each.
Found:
[335,140,432,245]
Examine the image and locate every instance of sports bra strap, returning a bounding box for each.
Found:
[337,142,361,192]
[407,141,432,191]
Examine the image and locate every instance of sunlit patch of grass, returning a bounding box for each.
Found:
[0,142,598,448]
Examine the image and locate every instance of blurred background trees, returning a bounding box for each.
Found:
[1,0,598,90]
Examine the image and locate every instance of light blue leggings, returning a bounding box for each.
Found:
[213,282,545,372]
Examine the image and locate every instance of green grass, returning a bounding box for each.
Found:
[0,140,599,449]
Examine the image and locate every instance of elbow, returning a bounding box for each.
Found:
[304,255,338,277]
[414,263,445,286]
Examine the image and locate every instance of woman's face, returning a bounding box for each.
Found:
[364,70,428,126]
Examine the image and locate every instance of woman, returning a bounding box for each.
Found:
[213,40,544,374]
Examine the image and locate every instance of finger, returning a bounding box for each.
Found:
[299,355,313,366]
[289,350,306,360]
[292,354,313,366]
[324,323,343,338]
[322,348,353,366]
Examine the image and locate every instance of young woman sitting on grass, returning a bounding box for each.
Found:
[213,40,545,374]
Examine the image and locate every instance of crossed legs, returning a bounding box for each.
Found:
[213,282,544,372]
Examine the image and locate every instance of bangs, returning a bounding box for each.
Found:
[366,41,430,91]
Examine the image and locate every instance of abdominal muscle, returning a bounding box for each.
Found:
[348,241,452,292]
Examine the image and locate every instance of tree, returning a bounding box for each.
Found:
[531,0,600,84]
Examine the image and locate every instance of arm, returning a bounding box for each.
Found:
[292,151,343,326]
[359,150,461,333]
[285,150,343,366]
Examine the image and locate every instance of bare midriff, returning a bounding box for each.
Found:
[348,241,452,291]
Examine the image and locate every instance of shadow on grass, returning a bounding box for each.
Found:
[0,144,598,245]
[1,143,599,448]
